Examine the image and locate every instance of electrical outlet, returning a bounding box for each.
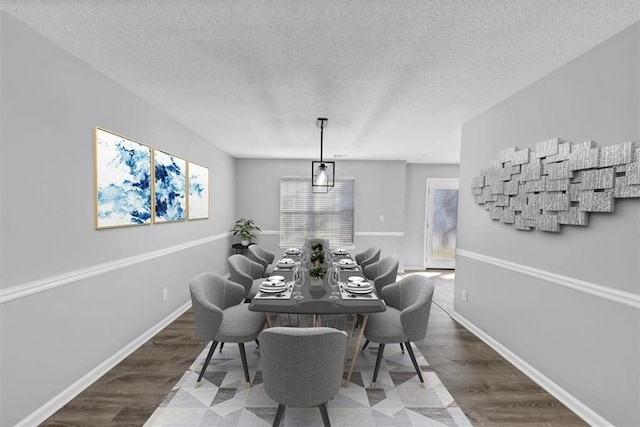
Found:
[379,215,385,222]
[461,290,468,301]
[162,289,168,301]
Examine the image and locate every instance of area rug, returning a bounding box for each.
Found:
[145,329,472,426]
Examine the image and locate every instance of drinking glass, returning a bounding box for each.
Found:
[293,267,305,304]
[328,267,340,302]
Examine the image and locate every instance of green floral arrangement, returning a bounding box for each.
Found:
[309,265,327,279]
[310,249,325,264]
[311,242,324,251]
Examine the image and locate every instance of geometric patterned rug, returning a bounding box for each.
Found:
[145,325,472,426]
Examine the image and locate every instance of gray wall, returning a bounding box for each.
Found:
[456,23,639,426]
[0,14,236,426]
[236,159,460,270]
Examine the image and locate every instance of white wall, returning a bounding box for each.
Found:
[456,23,639,426]
[0,13,237,426]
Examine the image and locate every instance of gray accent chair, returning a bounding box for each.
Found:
[189,272,266,386]
[363,275,435,388]
[228,254,264,300]
[354,246,381,271]
[260,327,347,427]
[247,244,276,277]
[363,256,400,295]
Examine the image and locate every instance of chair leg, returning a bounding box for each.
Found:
[361,339,370,352]
[238,343,251,385]
[219,342,224,352]
[255,338,260,348]
[197,341,218,385]
[273,403,286,427]
[318,402,331,427]
[371,343,385,388]
[405,341,424,383]
[399,342,405,353]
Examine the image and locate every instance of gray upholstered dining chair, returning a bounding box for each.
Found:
[363,256,400,295]
[228,254,264,300]
[189,272,266,387]
[363,274,434,388]
[354,246,381,270]
[247,244,276,277]
[361,256,401,353]
[259,327,347,427]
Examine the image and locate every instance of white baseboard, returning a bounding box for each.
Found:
[16,301,192,427]
[449,310,614,427]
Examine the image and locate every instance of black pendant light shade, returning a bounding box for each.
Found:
[312,118,335,193]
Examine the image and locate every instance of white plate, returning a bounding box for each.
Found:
[348,276,365,282]
[332,249,347,254]
[346,282,371,289]
[339,259,355,264]
[268,275,285,282]
[285,248,301,254]
[259,286,288,293]
[344,287,373,294]
[261,280,285,287]
[278,258,294,264]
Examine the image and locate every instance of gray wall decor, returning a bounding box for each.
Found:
[472,138,639,232]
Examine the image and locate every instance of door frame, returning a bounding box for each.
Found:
[423,178,459,269]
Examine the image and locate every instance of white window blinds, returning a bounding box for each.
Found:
[280,177,354,247]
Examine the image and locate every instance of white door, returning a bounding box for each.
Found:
[424,179,459,269]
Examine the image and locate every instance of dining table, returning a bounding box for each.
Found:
[248,243,386,387]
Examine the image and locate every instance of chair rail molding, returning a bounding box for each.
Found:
[355,231,404,236]
[456,249,640,309]
[0,232,231,304]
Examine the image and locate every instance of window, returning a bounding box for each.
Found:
[280,177,354,247]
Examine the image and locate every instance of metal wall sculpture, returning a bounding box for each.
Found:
[472,138,639,232]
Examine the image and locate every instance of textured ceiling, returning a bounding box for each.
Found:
[2,1,639,163]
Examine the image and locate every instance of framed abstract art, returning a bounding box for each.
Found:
[153,148,187,223]
[187,161,210,220]
[95,127,152,229]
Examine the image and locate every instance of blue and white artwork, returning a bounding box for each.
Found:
[154,149,186,223]
[95,127,152,229]
[188,161,209,220]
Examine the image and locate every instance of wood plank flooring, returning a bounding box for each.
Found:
[42,303,588,426]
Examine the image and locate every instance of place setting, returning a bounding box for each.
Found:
[275,257,296,269]
[337,258,358,269]
[340,276,377,300]
[284,247,302,255]
[255,275,293,299]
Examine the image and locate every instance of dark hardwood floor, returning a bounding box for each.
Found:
[42,304,587,426]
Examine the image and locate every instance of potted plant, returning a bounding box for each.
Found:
[230,218,261,246]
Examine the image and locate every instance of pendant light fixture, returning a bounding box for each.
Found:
[312,117,335,193]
